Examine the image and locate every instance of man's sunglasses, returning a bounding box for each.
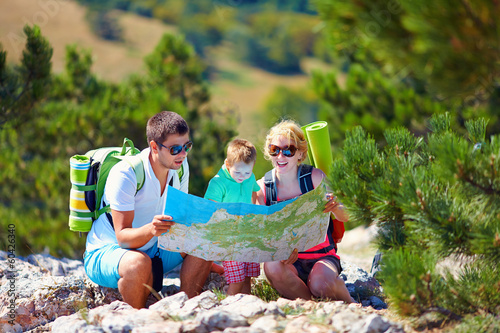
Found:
[268,144,297,157]
[158,141,193,155]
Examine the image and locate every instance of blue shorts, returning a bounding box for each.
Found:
[84,242,183,289]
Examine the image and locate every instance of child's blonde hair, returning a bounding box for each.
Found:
[264,119,308,162]
[226,139,257,166]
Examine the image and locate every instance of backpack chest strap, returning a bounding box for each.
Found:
[298,164,314,194]
[264,169,278,206]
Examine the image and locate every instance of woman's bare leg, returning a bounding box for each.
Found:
[307,259,355,303]
[263,261,311,300]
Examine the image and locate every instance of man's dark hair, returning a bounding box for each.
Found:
[146,111,189,145]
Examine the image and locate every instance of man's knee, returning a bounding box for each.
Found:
[182,254,211,270]
[180,255,211,285]
[119,251,152,278]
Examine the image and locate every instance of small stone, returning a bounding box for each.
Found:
[0,322,22,333]
[276,298,293,308]
[331,310,364,332]
[149,292,188,312]
[224,327,263,333]
[220,294,267,318]
[202,272,226,291]
[264,301,284,316]
[177,290,218,318]
[368,296,387,310]
[131,321,182,333]
[182,319,208,333]
[251,315,279,332]
[196,309,248,331]
[284,316,331,333]
[27,254,65,276]
[187,290,219,310]
[302,300,318,311]
[360,313,390,333]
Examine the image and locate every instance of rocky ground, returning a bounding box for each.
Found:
[0,226,412,333]
[336,226,379,273]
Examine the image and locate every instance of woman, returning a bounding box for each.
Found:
[253,120,354,303]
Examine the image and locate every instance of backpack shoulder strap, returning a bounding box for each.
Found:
[116,155,145,191]
[97,155,144,219]
[263,169,277,206]
[168,161,186,188]
[298,164,314,194]
[178,163,184,181]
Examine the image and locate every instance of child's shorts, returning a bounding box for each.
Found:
[223,261,260,284]
[293,255,342,284]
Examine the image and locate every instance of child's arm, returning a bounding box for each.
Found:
[252,178,266,205]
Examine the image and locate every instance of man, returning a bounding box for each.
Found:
[84,111,212,308]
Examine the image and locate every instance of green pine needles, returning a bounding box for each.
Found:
[330,113,500,322]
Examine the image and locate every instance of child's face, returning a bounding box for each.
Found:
[227,161,254,183]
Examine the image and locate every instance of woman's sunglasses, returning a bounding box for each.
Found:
[158,141,193,155]
[268,144,297,157]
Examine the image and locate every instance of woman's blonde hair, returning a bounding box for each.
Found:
[264,119,308,163]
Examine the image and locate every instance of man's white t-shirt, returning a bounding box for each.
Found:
[85,147,189,252]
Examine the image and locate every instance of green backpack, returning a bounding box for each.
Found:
[69,138,145,233]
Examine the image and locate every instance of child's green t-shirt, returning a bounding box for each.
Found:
[204,164,260,203]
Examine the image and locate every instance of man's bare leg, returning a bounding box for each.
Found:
[117,250,153,309]
[180,255,212,298]
[211,262,224,275]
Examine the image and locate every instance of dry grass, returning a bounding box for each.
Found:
[207,45,330,142]
[0,0,176,81]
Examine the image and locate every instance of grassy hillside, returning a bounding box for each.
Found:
[0,0,327,143]
[0,0,176,81]
[208,45,314,141]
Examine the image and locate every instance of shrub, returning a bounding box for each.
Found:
[329,113,500,321]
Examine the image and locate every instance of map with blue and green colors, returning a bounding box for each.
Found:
[158,183,329,262]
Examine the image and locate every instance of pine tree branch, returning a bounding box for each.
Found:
[461,176,500,195]
[456,159,500,195]
[0,71,36,128]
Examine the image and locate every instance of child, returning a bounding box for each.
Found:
[204,138,261,295]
